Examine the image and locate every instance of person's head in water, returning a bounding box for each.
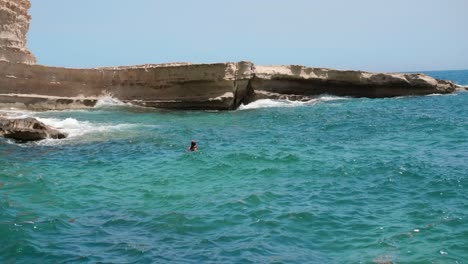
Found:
[189,140,197,151]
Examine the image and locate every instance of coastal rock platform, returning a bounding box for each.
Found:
[0,0,461,111]
[0,61,460,111]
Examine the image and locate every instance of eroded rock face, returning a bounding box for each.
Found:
[0,0,36,64]
[0,61,255,110]
[0,117,67,141]
[0,60,460,110]
[246,65,459,102]
[0,0,460,111]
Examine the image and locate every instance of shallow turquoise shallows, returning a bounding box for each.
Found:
[1,71,467,263]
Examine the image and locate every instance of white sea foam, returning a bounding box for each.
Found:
[238,95,347,110]
[29,117,152,146]
[1,99,152,146]
[94,95,129,108]
[238,99,308,110]
[317,95,348,102]
[0,109,34,119]
[36,117,136,138]
[426,93,460,97]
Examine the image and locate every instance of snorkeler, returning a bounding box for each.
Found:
[188,140,198,151]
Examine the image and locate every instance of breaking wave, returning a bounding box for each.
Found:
[36,117,136,138]
[0,109,35,119]
[238,95,347,110]
[0,111,152,145]
[94,95,129,108]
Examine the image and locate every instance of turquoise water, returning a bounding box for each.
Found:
[1,71,467,263]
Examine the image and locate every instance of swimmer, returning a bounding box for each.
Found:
[188,140,198,151]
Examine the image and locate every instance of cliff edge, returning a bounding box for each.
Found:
[0,0,36,64]
[0,0,461,111]
[0,61,458,110]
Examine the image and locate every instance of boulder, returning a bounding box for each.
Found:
[0,117,67,141]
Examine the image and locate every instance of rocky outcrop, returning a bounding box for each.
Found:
[0,60,459,110]
[0,0,460,111]
[246,65,459,103]
[0,0,36,64]
[0,117,67,141]
[0,61,254,110]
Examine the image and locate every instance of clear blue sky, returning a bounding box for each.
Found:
[28,0,468,72]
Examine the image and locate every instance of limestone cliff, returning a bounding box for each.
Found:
[0,1,460,111]
[0,61,458,110]
[247,65,458,102]
[0,0,36,64]
[0,61,255,110]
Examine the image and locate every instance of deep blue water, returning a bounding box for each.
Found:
[0,71,467,263]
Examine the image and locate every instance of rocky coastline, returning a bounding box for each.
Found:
[0,0,462,112]
[0,0,463,141]
[0,60,461,111]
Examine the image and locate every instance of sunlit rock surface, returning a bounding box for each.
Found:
[0,0,36,64]
[0,117,67,141]
[0,0,459,110]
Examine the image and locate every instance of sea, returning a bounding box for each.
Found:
[1,70,467,263]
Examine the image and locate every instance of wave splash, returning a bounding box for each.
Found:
[0,95,152,145]
[35,117,135,138]
[238,95,347,110]
[0,109,131,139]
[94,95,129,108]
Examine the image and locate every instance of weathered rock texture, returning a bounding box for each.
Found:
[0,61,254,110]
[0,61,459,110]
[0,117,67,141]
[246,65,459,103]
[0,0,36,64]
[0,0,460,111]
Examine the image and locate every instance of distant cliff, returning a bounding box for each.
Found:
[0,0,36,64]
[0,0,461,111]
